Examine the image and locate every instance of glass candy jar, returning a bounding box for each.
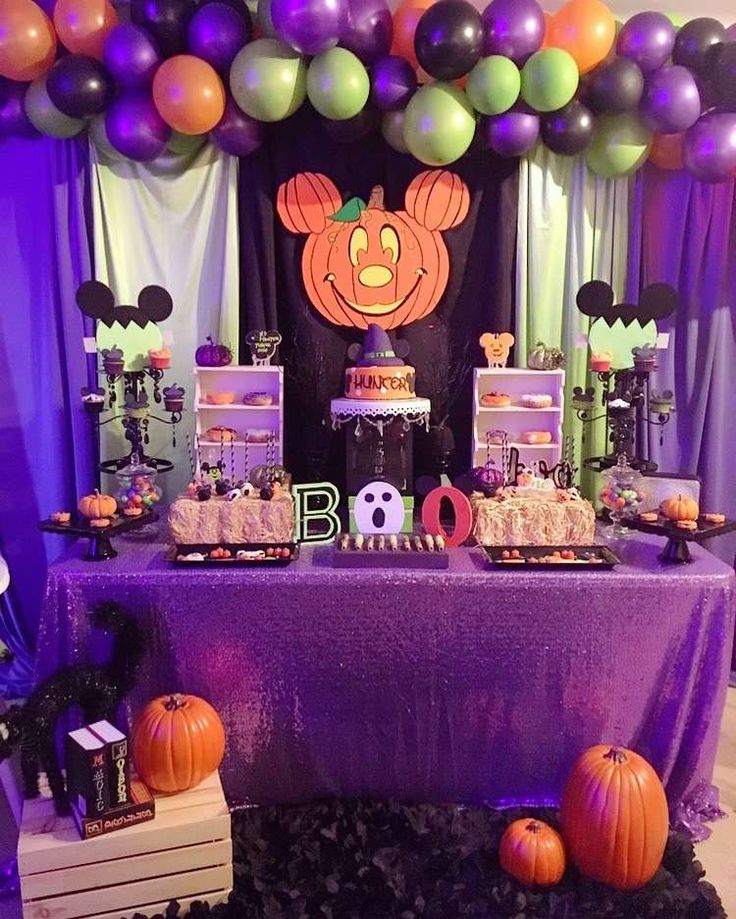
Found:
[599,454,646,537]
[114,456,162,536]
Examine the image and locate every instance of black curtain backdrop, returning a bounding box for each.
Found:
[238,105,519,489]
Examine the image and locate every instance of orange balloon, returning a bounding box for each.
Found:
[54,0,118,60]
[0,0,57,82]
[649,133,685,171]
[541,11,554,50]
[549,0,615,74]
[153,56,226,135]
[391,0,434,72]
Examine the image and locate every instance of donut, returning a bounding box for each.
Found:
[480,392,511,407]
[243,392,273,406]
[204,426,237,443]
[676,519,698,531]
[246,429,273,443]
[519,393,553,408]
[518,431,552,444]
[205,392,235,405]
[704,512,726,524]
[486,430,507,445]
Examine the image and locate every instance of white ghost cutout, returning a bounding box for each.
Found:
[354,481,405,534]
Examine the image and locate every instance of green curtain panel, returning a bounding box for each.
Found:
[516,145,630,497]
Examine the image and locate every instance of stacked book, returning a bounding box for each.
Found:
[66,720,155,840]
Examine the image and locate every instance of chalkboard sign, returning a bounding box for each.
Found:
[246,330,282,366]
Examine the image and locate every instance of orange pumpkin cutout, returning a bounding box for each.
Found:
[276,170,469,330]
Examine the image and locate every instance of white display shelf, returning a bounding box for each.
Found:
[476,406,560,414]
[196,403,280,411]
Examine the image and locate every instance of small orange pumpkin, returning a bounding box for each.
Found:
[78,489,117,520]
[499,819,566,887]
[560,745,669,890]
[660,494,699,522]
[132,693,226,794]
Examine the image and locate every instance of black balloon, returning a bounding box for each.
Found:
[713,43,736,109]
[541,99,594,156]
[46,55,111,119]
[323,105,379,141]
[583,57,644,115]
[414,0,483,81]
[673,17,726,76]
[130,0,196,57]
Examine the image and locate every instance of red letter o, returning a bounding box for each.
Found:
[421,486,473,547]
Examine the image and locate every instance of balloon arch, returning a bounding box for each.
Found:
[1,0,736,182]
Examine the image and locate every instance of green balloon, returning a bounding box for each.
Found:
[665,12,687,28]
[466,55,520,116]
[88,114,122,161]
[230,38,307,123]
[25,78,84,139]
[403,82,476,167]
[381,109,409,154]
[521,49,579,114]
[585,114,652,179]
[168,131,208,156]
[307,48,370,121]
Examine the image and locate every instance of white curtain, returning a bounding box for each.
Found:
[516,145,631,493]
[90,143,240,498]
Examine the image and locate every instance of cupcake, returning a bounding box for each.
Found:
[81,386,106,415]
[607,396,633,418]
[572,386,595,412]
[101,346,124,376]
[163,384,185,413]
[650,390,673,415]
[123,394,149,419]
[148,347,171,369]
[590,351,612,373]
[632,344,657,373]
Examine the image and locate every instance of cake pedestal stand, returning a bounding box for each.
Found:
[39,511,159,561]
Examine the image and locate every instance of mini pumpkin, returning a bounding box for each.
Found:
[499,819,566,887]
[132,693,226,794]
[195,336,233,367]
[560,745,669,890]
[660,493,699,522]
[276,170,469,331]
[78,489,117,520]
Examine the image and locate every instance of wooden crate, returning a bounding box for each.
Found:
[18,771,232,919]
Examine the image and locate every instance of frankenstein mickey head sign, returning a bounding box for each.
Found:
[276,170,469,330]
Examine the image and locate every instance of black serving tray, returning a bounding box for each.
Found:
[621,514,736,563]
[482,544,620,570]
[169,542,299,566]
[333,535,449,569]
[39,510,158,561]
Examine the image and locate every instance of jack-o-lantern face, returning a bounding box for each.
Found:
[276,170,470,331]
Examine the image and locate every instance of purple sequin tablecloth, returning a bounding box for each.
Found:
[39,533,734,836]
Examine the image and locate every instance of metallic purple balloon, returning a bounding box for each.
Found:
[188,2,252,74]
[104,24,161,90]
[713,44,736,109]
[370,55,416,111]
[0,79,37,137]
[483,108,539,156]
[131,0,196,58]
[616,12,675,74]
[271,0,347,56]
[340,0,392,64]
[210,96,264,155]
[106,94,171,162]
[481,0,545,64]
[684,113,736,182]
[46,55,112,119]
[641,65,701,135]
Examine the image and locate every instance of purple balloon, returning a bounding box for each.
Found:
[104,24,161,90]
[199,0,251,17]
[340,0,392,64]
[324,104,378,140]
[673,17,726,77]
[46,55,111,119]
[188,3,252,74]
[481,0,545,64]
[130,0,196,57]
[106,94,171,161]
[271,0,347,56]
[210,96,264,155]
[641,65,701,135]
[0,79,37,137]
[370,55,416,111]
[684,112,736,182]
[483,108,539,157]
[727,24,736,42]
[617,12,675,74]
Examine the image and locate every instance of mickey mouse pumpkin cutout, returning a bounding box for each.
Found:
[276,170,470,331]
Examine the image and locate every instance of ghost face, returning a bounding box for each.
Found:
[354,482,405,534]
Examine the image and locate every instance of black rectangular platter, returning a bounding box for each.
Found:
[170,542,299,566]
[482,544,620,570]
[333,537,449,569]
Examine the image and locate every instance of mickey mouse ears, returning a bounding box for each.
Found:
[576,281,678,328]
[76,281,173,326]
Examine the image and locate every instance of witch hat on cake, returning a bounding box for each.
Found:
[348,324,410,367]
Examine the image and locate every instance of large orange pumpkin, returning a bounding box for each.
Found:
[132,693,226,794]
[499,819,566,887]
[560,745,669,890]
[660,494,699,522]
[276,169,469,331]
[78,489,117,520]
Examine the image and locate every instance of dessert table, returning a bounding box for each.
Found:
[39,531,734,838]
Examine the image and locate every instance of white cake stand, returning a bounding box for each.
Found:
[330,397,432,436]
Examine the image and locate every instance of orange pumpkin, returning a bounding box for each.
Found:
[276,169,469,331]
[660,494,699,522]
[78,489,117,520]
[499,819,566,887]
[560,745,669,890]
[132,693,226,794]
